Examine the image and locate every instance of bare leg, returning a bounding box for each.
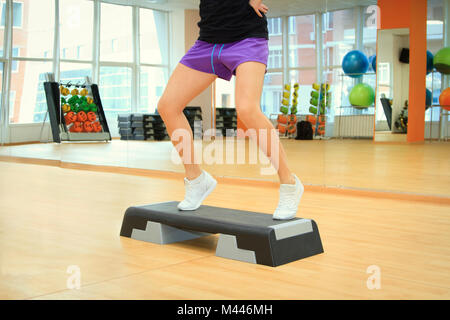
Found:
[157,63,217,180]
[235,61,294,185]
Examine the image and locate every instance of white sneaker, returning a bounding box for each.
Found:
[177,170,217,211]
[273,174,304,220]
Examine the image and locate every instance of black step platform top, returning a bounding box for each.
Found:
[120,201,303,237]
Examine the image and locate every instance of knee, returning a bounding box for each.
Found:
[236,103,261,123]
[157,96,185,119]
[157,97,170,118]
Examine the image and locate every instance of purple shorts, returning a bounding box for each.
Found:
[180,37,269,81]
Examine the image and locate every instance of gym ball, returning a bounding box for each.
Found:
[349,83,375,108]
[433,47,450,74]
[342,50,369,78]
[439,87,450,111]
[369,55,376,72]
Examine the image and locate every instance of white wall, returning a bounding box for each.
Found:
[375,28,410,134]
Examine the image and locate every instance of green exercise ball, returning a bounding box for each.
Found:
[349,83,375,108]
[434,47,450,74]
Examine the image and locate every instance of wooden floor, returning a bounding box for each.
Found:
[0,160,449,300]
[1,139,449,198]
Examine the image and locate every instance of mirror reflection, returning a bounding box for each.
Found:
[0,0,447,199]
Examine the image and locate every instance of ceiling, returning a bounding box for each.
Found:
[141,0,378,16]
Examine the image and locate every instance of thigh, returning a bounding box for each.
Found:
[160,63,217,111]
[234,61,266,110]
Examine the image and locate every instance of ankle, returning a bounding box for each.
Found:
[280,173,295,185]
[186,170,203,182]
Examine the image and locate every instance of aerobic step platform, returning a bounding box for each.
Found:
[120,201,323,267]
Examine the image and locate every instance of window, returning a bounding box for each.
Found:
[11,48,19,72]
[9,61,52,123]
[0,48,19,72]
[140,66,168,113]
[426,0,444,122]
[60,0,93,61]
[261,72,283,116]
[8,0,54,124]
[363,5,378,57]
[60,62,92,85]
[13,0,54,59]
[140,8,169,65]
[289,16,296,34]
[268,17,281,35]
[268,17,283,71]
[221,94,230,108]
[139,8,169,113]
[323,9,356,67]
[76,45,83,59]
[0,1,171,131]
[289,69,316,115]
[268,49,282,69]
[1,1,23,27]
[8,91,16,122]
[215,77,235,108]
[100,3,132,62]
[288,15,316,68]
[289,49,298,68]
[111,39,118,53]
[323,11,334,30]
[99,66,132,121]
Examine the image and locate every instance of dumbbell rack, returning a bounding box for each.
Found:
[309,83,330,139]
[43,75,111,143]
[183,106,203,139]
[118,113,169,141]
[216,108,237,137]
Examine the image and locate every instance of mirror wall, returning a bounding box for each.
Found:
[0,0,447,198]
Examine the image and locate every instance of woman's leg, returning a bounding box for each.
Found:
[157,63,217,180]
[234,61,294,185]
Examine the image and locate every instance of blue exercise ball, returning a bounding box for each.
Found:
[342,50,369,78]
[368,55,376,73]
[426,89,432,109]
[427,50,434,75]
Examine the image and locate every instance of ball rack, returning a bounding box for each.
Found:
[42,73,111,143]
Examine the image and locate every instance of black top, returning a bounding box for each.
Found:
[197,0,269,44]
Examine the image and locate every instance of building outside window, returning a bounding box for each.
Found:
[10,0,54,124]
[268,17,281,35]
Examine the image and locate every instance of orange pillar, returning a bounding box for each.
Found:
[408,0,427,142]
[378,0,427,142]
